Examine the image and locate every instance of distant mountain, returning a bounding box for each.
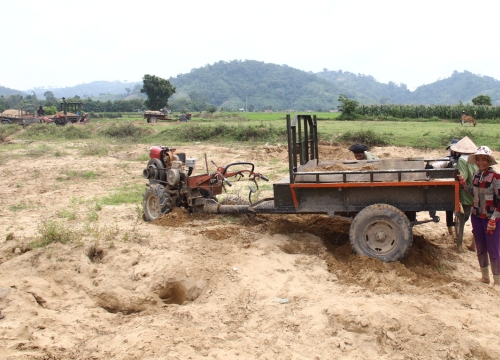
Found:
[0,85,25,97]
[30,81,143,100]
[407,70,500,105]
[168,60,344,111]
[315,70,411,104]
[15,62,500,109]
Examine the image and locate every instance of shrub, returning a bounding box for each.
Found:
[338,129,388,146]
[80,142,108,157]
[30,219,75,248]
[0,124,21,142]
[60,124,93,139]
[162,123,286,143]
[102,123,152,139]
[44,106,57,115]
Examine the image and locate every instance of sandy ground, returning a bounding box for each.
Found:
[1,136,500,360]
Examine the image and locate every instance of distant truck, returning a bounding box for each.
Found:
[0,107,41,126]
[143,108,172,123]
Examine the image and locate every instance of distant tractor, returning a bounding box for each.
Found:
[52,100,88,125]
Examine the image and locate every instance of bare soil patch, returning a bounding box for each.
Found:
[1,141,500,359]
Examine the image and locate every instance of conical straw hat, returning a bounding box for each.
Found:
[449,136,477,154]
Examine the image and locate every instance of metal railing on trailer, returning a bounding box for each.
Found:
[286,113,455,184]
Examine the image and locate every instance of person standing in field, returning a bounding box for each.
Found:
[62,97,67,115]
[37,106,45,116]
[458,146,500,290]
[427,139,460,234]
[348,144,379,160]
[450,136,479,251]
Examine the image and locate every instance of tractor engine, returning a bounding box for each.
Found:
[142,146,198,215]
[142,146,195,186]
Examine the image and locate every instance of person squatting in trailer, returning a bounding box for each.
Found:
[348,144,379,161]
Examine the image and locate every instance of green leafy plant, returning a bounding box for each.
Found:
[337,94,359,120]
[31,219,75,248]
[472,95,492,106]
[141,74,176,110]
[338,129,388,146]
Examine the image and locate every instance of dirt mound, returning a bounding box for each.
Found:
[319,144,354,160]
[55,111,77,116]
[153,207,191,227]
[255,213,471,295]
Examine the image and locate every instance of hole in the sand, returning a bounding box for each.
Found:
[101,307,138,315]
[157,281,187,305]
[87,245,105,263]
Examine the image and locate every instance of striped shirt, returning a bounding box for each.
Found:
[464,167,500,220]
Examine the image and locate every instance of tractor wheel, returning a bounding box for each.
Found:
[148,116,158,123]
[349,204,412,262]
[143,184,173,221]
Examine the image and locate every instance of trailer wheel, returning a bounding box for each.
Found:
[349,204,412,262]
[147,116,158,123]
[143,184,172,221]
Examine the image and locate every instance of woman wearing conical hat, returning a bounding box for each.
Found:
[450,136,478,251]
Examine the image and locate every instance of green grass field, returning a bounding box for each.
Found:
[2,112,499,150]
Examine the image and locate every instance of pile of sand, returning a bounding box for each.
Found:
[307,163,379,172]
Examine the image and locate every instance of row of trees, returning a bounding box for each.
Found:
[0,94,147,114]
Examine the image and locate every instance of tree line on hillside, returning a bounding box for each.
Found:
[168,60,343,111]
[167,62,500,108]
[3,61,500,113]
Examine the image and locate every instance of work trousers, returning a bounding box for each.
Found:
[471,215,500,275]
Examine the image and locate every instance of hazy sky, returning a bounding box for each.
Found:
[3,0,499,91]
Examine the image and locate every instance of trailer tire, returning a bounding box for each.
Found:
[147,116,158,123]
[349,204,412,262]
[143,184,172,221]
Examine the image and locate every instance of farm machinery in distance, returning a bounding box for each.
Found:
[143,108,191,123]
[52,101,88,125]
[141,114,465,262]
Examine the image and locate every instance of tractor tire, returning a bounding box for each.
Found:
[349,203,412,262]
[143,184,173,221]
[147,116,158,123]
